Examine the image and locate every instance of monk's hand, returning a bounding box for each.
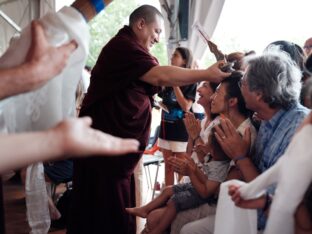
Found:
[52,117,139,157]
[205,60,231,83]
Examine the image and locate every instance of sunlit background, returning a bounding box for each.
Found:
[56,0,312,67]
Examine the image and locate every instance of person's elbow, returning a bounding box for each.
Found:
[140,66,169,86]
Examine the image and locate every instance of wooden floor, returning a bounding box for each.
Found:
[2,160,165,234]
[3,177,65,234]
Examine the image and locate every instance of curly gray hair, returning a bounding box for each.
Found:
[243,46,302,109]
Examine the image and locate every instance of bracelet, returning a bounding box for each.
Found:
[233,155,247,164]
[90,0,105,13]
[263,192,273,212]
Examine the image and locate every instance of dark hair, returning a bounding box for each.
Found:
[222,71,253,117]
[226,51,256,71]
[208,82,220,120]
[267,41,305,75]
[226,52,245,71]
[175,47,193,69]
[305,54,312,74]
[129,5,163,27]
[209,82,219,92]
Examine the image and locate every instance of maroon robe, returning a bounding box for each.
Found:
[67,26,159,234]
[0,180,4,234]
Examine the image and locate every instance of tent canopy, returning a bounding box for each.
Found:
[0,0,224,60]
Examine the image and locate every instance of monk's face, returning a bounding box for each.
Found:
[136,15,163,51]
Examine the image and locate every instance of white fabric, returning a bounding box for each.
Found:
[158,138,188,152]
[0,6,88,132]
[180,214,215,234]
[239,125,312,234]
[25,163,51,234]
[214,125,312,234]
[0,6,89,233]
[214,180,257,234]
[186,0,225,60]
[159,0,225,60]
[170,203,216,234]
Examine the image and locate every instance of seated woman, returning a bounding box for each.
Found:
[170,71,257,234]
[126,128,230,234]
[182,81,219,175]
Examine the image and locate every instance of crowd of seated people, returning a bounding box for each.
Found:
[1,1,312,234]
[126,41,312,234]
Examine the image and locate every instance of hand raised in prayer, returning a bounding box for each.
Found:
[228,185,265,210]
[53,117,139,157]
[183,112,201,140]
[193,142,210,162]
[25,20,77,92]
[168,155,196,176]
[214,118,251,160]
[205,60,231,83]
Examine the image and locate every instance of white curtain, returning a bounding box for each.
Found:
[0,0,55,55]
[159,0,225,61]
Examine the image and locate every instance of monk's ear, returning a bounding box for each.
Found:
[137,18,146,30]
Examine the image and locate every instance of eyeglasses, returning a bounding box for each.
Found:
[304,45,312,50]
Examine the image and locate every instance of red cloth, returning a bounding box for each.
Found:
[68,26,159,234]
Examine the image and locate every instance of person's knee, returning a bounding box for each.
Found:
[162,185,173,196]
[146,209,162,228]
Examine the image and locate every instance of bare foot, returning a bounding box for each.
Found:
[126,207,148,218]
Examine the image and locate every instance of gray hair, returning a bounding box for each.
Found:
[243,46,302,109]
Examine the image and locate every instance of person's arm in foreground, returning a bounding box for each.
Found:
[0,0,114,100]
[0,21,77,100]
[71,0,113,22]
[229,184,312,233]
[0,117,139,172]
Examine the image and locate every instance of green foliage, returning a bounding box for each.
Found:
[150,41,168,65]
[86,0,168,67]
[86,0,139,66]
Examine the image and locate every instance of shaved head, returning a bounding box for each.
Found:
[129,5,163,27]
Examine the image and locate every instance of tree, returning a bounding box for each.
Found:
[86,0,168,67]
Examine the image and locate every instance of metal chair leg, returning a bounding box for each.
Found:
[152,162,161,199]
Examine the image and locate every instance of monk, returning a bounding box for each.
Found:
[68,4,230,234]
